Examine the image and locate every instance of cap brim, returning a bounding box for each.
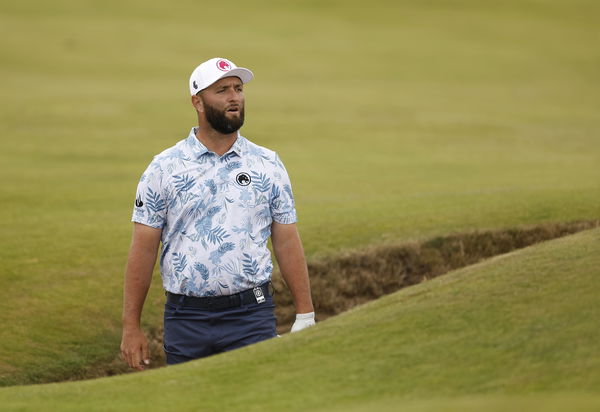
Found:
[218,67,254,84]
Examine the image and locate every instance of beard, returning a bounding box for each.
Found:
[203,99,245,134]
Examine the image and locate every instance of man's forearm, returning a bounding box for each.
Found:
[122,249,156,330]
[122,225,162,330]
[120,224,162,370]
[279,252,314,314]
[272,223,314,314]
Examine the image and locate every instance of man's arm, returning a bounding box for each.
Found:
[271,222,314,329]
[120,223,162,370]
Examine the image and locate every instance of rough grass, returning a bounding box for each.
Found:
[1,228,598,411]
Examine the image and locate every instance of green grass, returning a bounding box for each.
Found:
[1,0,599,386]
[327,394,600,412]
[1,227,598,410]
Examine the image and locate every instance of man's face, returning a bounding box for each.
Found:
[198,76,245,134]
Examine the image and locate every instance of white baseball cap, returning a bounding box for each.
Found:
[189,57,254,95]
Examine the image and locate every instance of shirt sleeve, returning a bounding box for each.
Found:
[270,153,298,224]
[131,159,168,229]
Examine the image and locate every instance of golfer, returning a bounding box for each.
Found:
[120,57,315,370]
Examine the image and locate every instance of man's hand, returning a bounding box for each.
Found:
[291,312,316,333]
[120,328,150,371]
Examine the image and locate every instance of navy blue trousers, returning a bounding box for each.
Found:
[163,295,277,365]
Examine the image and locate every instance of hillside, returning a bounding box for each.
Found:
[1,228,598,411]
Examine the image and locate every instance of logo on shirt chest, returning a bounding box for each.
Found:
[235,172,251,186]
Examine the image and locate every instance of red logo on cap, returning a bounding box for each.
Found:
[216,59,231,71]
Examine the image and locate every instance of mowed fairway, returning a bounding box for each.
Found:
[1,227,599,410]
[0,0,599,396]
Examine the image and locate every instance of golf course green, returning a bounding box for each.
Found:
[0,0,598,410]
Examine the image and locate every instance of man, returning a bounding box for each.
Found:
[120,57,315,370]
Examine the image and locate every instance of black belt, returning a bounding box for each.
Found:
[166,282,272,310]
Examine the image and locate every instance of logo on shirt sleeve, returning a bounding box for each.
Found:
[235,172,251,186]
[135,195,144,207]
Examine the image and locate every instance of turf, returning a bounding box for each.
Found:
[1,0,599,386]
[0,227,598,411]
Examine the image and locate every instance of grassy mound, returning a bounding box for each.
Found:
[43,220,599,380]
[1,227,598,411]
[275,220,598,329]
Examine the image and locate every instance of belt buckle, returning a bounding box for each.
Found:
[253,286,266,304]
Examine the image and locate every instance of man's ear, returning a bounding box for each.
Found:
[191,94,204,112]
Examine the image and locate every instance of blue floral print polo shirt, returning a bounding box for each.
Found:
[132,127,297,297]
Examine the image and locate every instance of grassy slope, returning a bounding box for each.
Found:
[1,0,599,384]
[0,227,598,411]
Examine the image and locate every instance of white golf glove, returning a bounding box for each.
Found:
[291,312,315,333]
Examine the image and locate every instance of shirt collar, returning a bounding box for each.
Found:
[229,133,248,157]
[185,127,247,159]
